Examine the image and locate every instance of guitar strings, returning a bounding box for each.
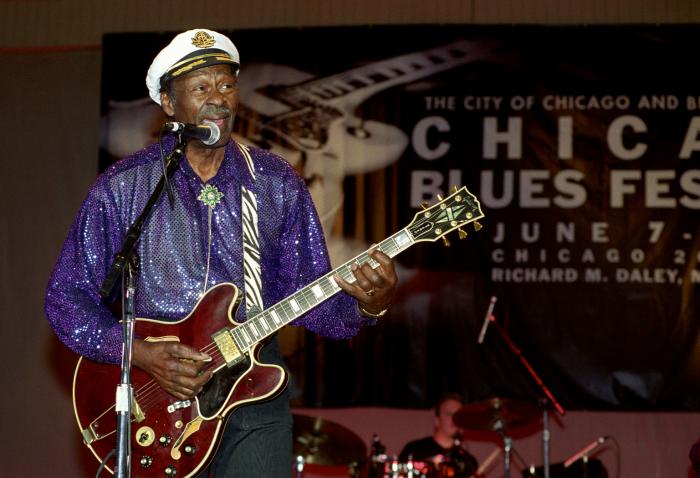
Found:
[100,200,468,432]
[131,341,226,412]
[232,237,405,348]
[134,230,409,414]
[136,236,406,407]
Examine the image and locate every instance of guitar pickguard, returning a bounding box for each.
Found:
[198,353,251,418]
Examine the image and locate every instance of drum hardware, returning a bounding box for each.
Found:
[373,456,431,478]
[477,298,566,478]
[368,434,432,478]
[453,397,541,433]
[454,397,539,478]
[292,414,367,476]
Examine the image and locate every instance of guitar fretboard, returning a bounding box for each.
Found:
[275,40,477,108]
[229,228,415,351]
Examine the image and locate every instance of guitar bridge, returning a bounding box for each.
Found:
[212,329,243,366]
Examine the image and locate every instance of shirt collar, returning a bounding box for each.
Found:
[165,136,252,189]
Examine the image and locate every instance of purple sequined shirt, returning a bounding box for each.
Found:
[45,138,368,364]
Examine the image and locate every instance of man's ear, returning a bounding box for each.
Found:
[161,91,175,117]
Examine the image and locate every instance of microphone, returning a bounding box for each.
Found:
[563,436,608,468]
[477,296,497,344]
[163,120,221,145]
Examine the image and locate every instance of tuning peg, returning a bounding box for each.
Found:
[441,236,451,247]
[436,194,444,201]
[457,228,468,239]
[473,221,483,231]
[420,202,429,210]
[451,185,458,193]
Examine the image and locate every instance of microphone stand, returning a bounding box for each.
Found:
[294,455,304,478]
[487,315,565,478]
[99,136,187,478]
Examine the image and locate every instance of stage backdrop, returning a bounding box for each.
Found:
[100,25,700,412]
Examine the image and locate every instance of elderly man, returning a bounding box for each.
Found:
[46,28,397,477]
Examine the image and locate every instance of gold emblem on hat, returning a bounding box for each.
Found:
[191,31,216,48]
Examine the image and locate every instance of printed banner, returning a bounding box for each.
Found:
[101,25,700,410]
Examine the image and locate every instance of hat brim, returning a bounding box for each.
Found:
[159,48,239,89]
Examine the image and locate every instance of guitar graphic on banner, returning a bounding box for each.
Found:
[233,39,488,265]
[73,186,484,477]
[235,39,486,167]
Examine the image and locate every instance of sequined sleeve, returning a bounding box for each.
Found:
[44,179,125,364]
[272,164,371,339]
[262,159,373,339]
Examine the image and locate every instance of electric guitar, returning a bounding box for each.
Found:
[72,186,484,477]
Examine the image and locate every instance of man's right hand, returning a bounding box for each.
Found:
[133,339,213,400]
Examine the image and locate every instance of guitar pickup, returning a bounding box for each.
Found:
[212,329,243,366]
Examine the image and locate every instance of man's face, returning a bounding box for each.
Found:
[435,398,463,438]
[161,64,239,148]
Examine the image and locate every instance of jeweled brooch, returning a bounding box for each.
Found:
[198,184,224,208]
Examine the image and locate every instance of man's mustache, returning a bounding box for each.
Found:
[199,105,232,118]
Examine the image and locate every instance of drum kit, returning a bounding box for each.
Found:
[293,397,542,478]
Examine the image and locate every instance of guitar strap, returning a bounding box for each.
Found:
[237,143,264,319]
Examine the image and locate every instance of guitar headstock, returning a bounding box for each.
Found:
[407,186,485,243]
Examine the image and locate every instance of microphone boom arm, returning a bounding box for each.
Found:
[486,310,566,478]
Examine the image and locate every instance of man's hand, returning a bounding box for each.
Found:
[133,339,213,400]
[335,248,398,316]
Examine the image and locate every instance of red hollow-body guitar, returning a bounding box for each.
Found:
[72,186,484,477]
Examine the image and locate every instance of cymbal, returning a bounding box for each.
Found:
[293,414,367,466]
[453,397,540,432]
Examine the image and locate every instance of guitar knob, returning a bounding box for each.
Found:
[136,426,155,446]
[139,455,153,468]
[164,465,177,477]
[159,434,172,446]
[184,444,197,456]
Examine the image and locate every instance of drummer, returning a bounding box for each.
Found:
[400,393,479,477]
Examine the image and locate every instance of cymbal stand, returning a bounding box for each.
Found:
[487,314,565,478]
[495,421,528,478]
[502,432,512,478]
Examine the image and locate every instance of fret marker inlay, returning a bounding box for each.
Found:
[271,310,281,325]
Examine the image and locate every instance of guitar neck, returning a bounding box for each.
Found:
[230,228,414,350]
[229,185,484,352]
[274,40,477,107]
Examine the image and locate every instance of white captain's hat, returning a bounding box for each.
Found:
[146,28,240,105]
